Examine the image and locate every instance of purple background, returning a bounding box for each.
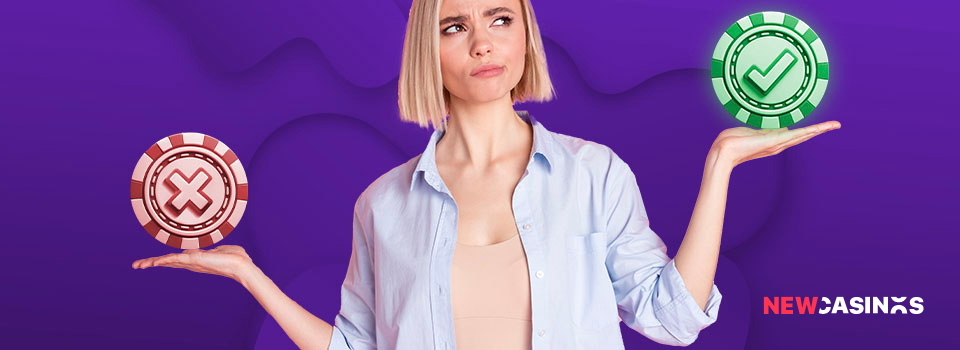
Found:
[1,0,957,349]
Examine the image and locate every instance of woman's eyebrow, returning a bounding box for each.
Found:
[439,7,516,26]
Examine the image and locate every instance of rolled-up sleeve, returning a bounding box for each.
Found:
[329,198,377,350]
[601,150,721,346]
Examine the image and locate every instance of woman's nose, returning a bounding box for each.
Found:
[471,33,493,57]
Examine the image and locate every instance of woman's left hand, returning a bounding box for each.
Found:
[711,120,841,168]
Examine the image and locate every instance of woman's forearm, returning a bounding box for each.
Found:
[237,263,334,350]
[673,147,734,311]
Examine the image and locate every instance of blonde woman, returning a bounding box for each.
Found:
[133,0,840,348]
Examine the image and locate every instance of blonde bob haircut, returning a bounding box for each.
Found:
[398,0,556,130]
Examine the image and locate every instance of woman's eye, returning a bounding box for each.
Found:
[442,16,511,35]
[442,24,464,34]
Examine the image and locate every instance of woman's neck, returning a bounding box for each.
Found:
[438,94,532,170]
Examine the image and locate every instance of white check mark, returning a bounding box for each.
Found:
[744,49,797,95]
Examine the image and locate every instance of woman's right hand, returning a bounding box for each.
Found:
[135,245,337,348]
[132,245,254,283]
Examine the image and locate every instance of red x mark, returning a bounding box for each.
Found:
[164,168,213,215]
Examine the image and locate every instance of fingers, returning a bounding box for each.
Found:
[777,128,824,151]
[773,120,840,147]
[132,252,189,269]
[786,120,841,139]
[133,254,169,269]
[154,253,193,267]
[762,128,784,134]
[132,255,223,277]
[163,262,210,274]
[767,121,839,155]
[818,120,842,131]
[133,246,216,269]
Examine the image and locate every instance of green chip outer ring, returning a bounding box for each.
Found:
[711,11,830,129]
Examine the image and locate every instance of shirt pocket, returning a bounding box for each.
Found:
[565,231,621,330]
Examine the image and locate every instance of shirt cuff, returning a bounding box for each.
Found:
[328,324,351,350]
[652,258,722,345]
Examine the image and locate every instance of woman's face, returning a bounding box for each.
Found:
[438,0,526,105]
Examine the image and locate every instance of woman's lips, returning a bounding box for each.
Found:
[471,64,504,78]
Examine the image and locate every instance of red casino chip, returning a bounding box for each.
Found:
[130,133,248,249]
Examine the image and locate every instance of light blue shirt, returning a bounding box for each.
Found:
[329,111,721,349]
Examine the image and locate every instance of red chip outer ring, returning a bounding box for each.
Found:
[130,133,248,249]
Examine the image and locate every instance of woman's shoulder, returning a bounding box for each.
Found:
[545,129,640,206]
[545,129,632,175]
[354,153,422,211]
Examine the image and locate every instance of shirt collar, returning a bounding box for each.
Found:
[409,110,555,193]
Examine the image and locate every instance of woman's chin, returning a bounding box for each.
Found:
[460,89,511,104]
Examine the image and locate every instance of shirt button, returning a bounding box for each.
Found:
[522,223,531,230]
[538,328,546,337]
[536,270,544,279]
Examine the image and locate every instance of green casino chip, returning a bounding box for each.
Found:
[711,11,829,128]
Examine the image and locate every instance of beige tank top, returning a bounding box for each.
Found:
[450,233,532,349]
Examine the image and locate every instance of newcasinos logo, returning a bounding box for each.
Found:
[763,297,924,314]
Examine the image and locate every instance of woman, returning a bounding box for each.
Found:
[133,0,840,348]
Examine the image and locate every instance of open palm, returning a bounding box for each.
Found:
[132,245,253,282]
[713,121,841,167]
